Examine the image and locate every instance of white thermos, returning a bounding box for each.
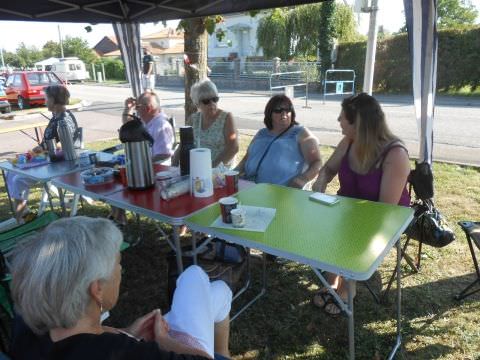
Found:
[57,118,77,161]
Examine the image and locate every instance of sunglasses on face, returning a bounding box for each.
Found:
[201,96,219,105]
[272,107,292,114]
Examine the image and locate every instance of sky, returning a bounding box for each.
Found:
[0,0,479,53]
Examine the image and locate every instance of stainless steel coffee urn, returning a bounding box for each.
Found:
[119,116,155,189]
[124,141,155,189]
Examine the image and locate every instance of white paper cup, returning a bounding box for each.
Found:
[231,208,246,228]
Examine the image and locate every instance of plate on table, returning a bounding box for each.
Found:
[211,205,276,232]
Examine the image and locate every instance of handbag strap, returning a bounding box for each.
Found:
[252,124,293,179]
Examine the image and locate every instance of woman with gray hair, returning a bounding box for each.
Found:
[6,84,80,223]
[185,79,239,167]
[10,216,232,359]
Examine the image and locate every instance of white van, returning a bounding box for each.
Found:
[51,57,89,82]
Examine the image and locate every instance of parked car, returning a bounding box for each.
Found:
[0,85,12,113]
[4,71,64,110]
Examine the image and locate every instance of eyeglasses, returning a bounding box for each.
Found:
[201,97,219,105]
[272,107,292,114]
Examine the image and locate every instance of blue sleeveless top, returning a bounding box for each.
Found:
[244,125,305,185]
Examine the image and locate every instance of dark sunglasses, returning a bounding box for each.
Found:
[272,107,292,114]
[201,96,219,105]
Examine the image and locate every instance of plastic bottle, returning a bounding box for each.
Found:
[57,118,77,161]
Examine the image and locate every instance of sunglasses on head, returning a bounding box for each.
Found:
[272,107,292,114]
[201,96,219,105]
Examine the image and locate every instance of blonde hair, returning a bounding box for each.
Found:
[342,93,398,172]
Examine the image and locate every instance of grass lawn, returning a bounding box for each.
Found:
[1,133,479,359]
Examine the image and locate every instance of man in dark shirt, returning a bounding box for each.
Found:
[142,47,155,91]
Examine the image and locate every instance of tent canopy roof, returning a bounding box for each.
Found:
[0,0,323,23]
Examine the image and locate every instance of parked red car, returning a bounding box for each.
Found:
[4,71,64,110]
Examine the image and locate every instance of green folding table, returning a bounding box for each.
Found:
[185,183,414,360]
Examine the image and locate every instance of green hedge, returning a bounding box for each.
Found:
[88,57,126,81]
[336,26,480,92]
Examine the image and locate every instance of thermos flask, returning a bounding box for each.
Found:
[57,119,77,161]
[179,126,194,176]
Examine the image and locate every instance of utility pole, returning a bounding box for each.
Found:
[362,0,379,95]
[58,25,65,58]
[0,47,5,69]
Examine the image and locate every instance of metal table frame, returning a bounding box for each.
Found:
[185,183,413,359]
[51,169,254,274]
[0,160,92,216]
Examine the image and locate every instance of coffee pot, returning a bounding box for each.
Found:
[119,117,155,189]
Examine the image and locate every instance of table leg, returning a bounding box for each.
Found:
[42,183,55,214]
[192,232,198,265]
[1,170,15,215]
[231,251,267,322]
[34,127,41,144]
[347,279,355,360]
[172,225,183,273]
[388,239,402,360]
[57,187,67,217]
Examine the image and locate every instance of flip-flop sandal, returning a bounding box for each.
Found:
[313,291,332,309]
[324,298,343,316]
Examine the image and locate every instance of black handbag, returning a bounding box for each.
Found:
[409,161,434,200]
[406,199,455,248]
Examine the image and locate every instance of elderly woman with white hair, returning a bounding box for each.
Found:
[10,216,232,360]
[185,79,239,168]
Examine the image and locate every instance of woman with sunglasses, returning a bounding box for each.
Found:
[188,79,239,167]
[236,94,321,188]
[311,93,410,315]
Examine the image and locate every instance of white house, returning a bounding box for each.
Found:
[208,12,264,60]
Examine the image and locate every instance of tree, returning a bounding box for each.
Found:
[318,1,336,73]
[398,0,478,32]
[333,3,361,43]
[180,16,225,123]
[437,0,478,29]
[2,51,20,68]
[62,37,97,64]
[15,43,42,68]
[257,8,292,59]
[256,3,359,61]
[42,41,61,58]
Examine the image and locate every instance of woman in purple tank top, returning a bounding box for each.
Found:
[311,93,411,315]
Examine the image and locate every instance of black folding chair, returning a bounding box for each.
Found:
[455,221,480,300]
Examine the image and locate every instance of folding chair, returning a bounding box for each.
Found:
[455,221,480,300]
[0,211,60,354]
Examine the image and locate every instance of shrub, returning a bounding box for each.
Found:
[336,26,480,93]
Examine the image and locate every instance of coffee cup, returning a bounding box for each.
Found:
[225,170,239,195]
[231,208,246,228]
[219,196,238,223]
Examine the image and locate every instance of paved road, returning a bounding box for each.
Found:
[1,84,479,166]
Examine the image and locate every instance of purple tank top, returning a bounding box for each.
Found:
[338,142,411,207]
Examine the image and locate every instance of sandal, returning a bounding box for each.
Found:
[324,299,344,316]
[313,291,332,308]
